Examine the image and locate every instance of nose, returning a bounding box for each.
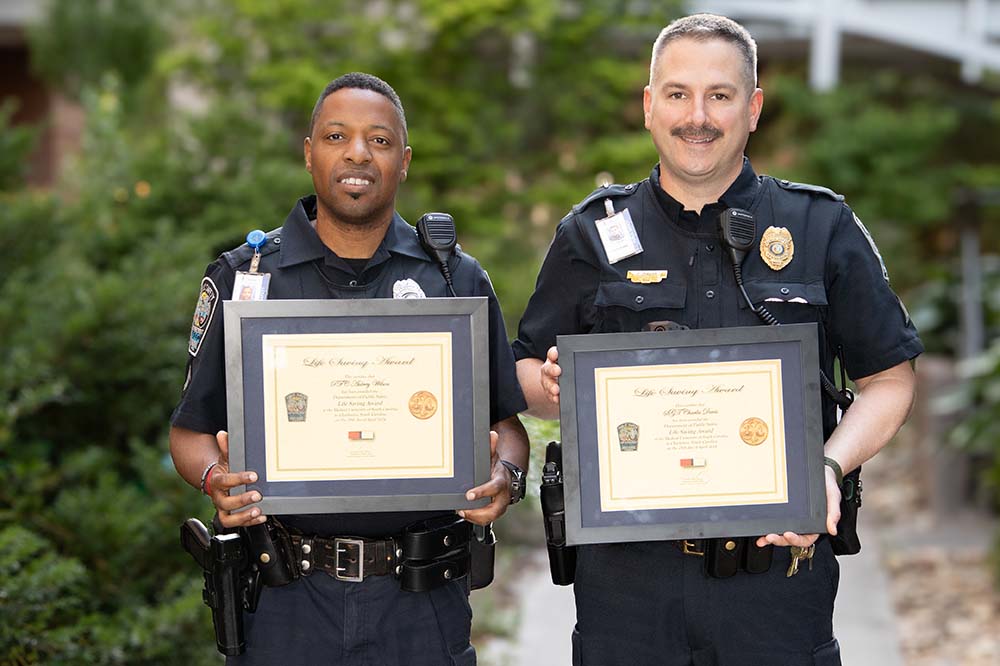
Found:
[689,97,707,126]
[344,135,371,164]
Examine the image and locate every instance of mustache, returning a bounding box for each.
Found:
[671,124,723,140]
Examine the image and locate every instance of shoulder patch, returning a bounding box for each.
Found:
[222,228,283,270]
[772,178,845,202]
[571,182,640,215]
[189,277,219,356]
[851,212,890,282]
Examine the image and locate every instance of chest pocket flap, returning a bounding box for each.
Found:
[743,280,828,306]
[595,281,687,311]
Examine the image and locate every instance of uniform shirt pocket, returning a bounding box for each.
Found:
[592,281,687,332]
[743,280,828,324]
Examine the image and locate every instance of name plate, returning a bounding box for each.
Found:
[224,298,491,515]
[558,324,826,545]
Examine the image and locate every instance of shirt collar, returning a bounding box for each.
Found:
[648,157,760,221]
[277,195,433,268]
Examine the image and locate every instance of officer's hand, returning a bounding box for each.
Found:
[541,346,562,405]
[755,468,841,548]
[210,431,267,529]
[458,431,510,526]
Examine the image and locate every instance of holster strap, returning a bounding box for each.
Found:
[399,548,470,593]
[402,515,472,560]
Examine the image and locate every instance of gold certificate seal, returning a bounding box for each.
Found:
[408,391,438,420]
[739,417,768,446]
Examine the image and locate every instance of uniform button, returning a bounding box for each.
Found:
[273,237,281,244]
[349,280,358,287]
[780,287,790,295]
[635,295,644,305]
[705,290,715,299]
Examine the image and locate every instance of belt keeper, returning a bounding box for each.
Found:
[298,536,315,576]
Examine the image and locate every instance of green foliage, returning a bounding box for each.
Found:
[0,101,39,191]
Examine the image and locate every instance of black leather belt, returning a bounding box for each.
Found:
[289,534,399,581]
[285,515,473,590]
[674,537,774,578]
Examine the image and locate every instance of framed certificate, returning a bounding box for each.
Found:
[558,323,826,545]
[223,298,491,515]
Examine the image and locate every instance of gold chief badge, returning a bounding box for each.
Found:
[760,226,794,271]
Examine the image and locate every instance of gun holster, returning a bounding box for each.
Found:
[541,441,576,585]
[469,523,497,590]
[829,467,862,555]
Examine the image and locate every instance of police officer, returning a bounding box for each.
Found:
[513,14,921,666]
[169,72,529,665]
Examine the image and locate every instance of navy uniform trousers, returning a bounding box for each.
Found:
[573,539,842,666]
[232,575,475,666]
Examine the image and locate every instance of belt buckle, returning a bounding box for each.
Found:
[334,538,365,582]
[681,540,704,557]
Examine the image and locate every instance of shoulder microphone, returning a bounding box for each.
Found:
[417,212,458,296]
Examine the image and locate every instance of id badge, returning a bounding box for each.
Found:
[232,271,271,301]
[595,201,643,264]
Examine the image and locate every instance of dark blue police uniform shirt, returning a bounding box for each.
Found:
[513,159,923,435]
[172,195,526,537]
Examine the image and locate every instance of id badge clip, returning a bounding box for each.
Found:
[595,199,643,264]
[232,229,271,301]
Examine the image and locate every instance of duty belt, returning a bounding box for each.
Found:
[285,515,472,591]
[674,537,775,578]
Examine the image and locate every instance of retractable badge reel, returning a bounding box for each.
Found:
[595,199,643,264]
[232,229,272,301]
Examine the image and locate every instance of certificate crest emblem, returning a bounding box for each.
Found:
[408,391,438,419]
[739,417,768,446]
[760,226,794,271]
[189,277,218,356]
[617,422,639,451]
[393,278,426,299]
[285,392,308,422]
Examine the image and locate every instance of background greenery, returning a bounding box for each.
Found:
[3,0,1000,663]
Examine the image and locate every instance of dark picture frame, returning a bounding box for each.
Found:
[558,323,826,545]
[223,298,491,515]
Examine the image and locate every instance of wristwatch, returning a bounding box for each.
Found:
[500,460,526,505]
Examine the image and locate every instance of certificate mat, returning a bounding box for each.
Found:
[595,359,787,511]
[261,332,453,482]
[558,324,826,545]
[223,298,491,515]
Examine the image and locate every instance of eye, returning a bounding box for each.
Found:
[667,91,685,100]
[371,136,390,146]
[326,132,344,141]
[710,93,730,101]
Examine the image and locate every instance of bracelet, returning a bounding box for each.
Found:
[823,456,844,488]
[199,461,219,495]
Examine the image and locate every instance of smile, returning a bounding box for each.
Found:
[339,177,373,186]
[680,136,716,144]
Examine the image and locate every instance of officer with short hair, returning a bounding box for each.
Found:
[170,72,529,665]
[513,14,921,666]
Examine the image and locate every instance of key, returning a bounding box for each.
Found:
[786,544,816,578]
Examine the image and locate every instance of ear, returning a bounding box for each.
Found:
[643,85,653,130]
[400,146,412,182]
[748,88,764,133]
[303,136,312,172]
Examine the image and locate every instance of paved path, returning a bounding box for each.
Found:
[504,525,905,665]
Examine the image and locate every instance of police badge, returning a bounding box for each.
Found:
[393,278,426,299]
[617,422,639,452]
[760,226,794,271]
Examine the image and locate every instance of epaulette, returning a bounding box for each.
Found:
[571,182,640,215]
[222,227,283,269]
[771,177,845,202]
